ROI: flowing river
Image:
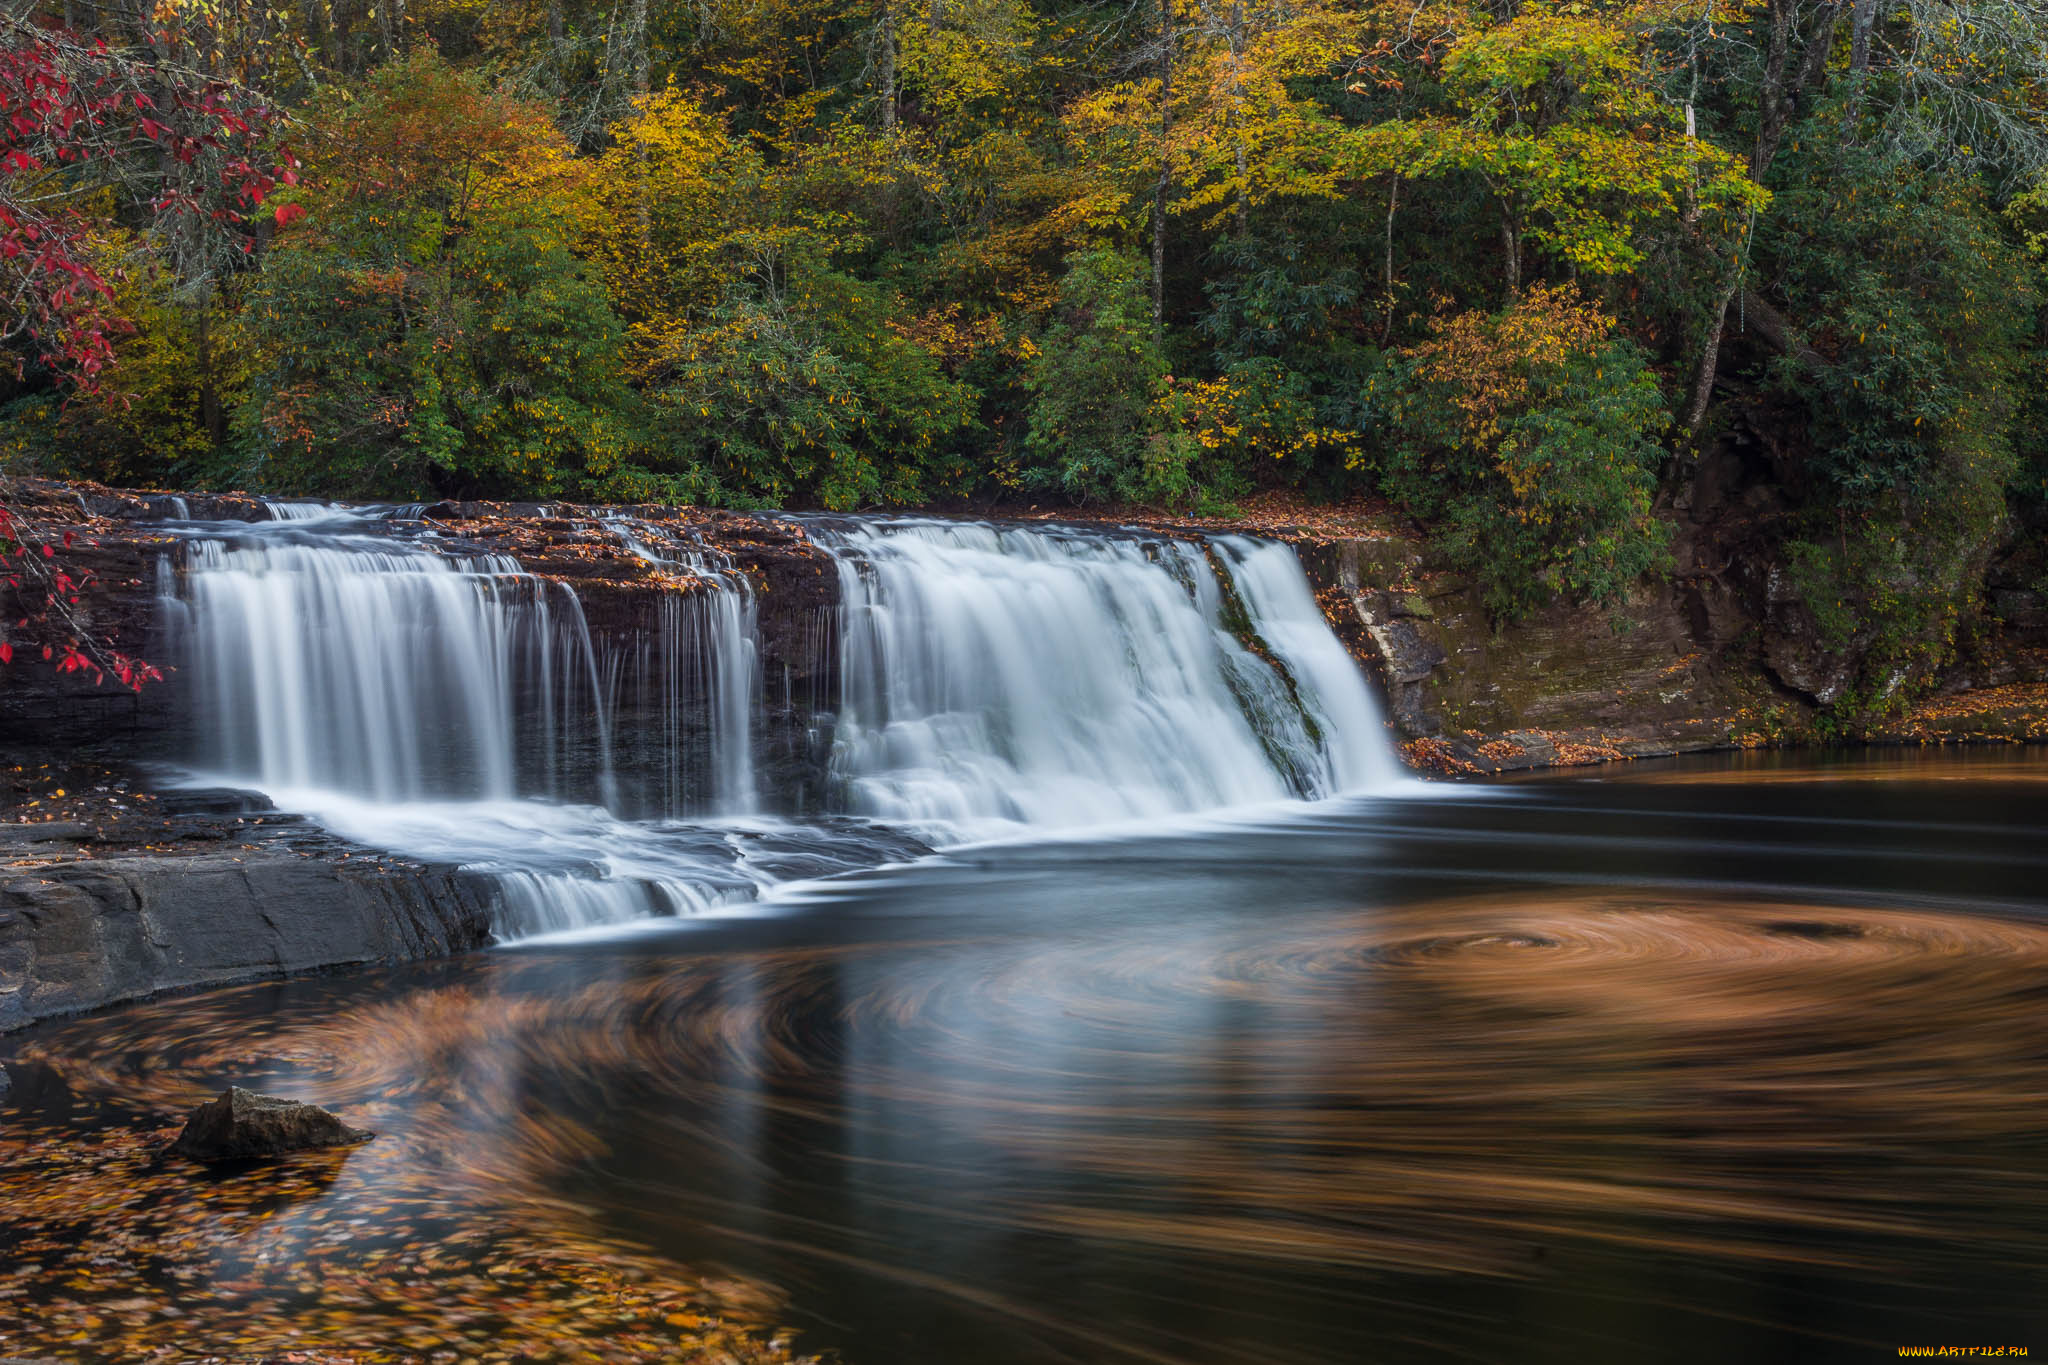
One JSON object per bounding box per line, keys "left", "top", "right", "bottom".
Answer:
{"left": 1, "top": 505, "right": 2043, "bottom": 1362}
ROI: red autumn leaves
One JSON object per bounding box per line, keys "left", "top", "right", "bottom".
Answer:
{"left": 1, "top": 19, "right": 300, "bottom": 385}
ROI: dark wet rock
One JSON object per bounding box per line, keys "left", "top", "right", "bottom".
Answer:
{"left": 170, "top": 1086, "right": 372, "bottom": 1161}
{"left": 1759, "top": 566, "right": 1857, "bottom": 707}
{"left": 1297, "top": 533, "right": 1765, "bottom": 770}
{"left": 0, "top": 843, "right": 497, "bottom": 1033}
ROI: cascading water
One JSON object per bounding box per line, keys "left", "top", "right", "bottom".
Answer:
{"left": 1212, "top": 536, "right": 1404, "bottom": 794}
{"left": 811, "top": 520, "right": 1404, "bottom": 837}
{"left": 160, "top": 507, "right": 1408, "bottom": 939}
{"left": 263, "top": 500, "right": 348, "bottom": 521}
{"left": 179, "top": 533, "right": 581, "bottom": 803}
{"left": 603, "top": 519, "right": 759, "bottom": 817}
{"left": 166, "top": 509, "right": 773, "bottom": 937}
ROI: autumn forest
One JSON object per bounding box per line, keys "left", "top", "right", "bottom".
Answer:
{"left": 3, "top": 0, "right": 2047, "bottom": 720}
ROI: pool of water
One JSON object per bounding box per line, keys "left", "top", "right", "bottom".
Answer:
{"left": 6, "top": 750, "right": 2047, "bottom": 1362}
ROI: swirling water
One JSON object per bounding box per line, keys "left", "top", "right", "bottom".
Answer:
{"left": 17, "top": 508, "right": 2041, "bottom": 1359}
{"left": 5, "top": 752, "right": 2046, "bottom": 1362}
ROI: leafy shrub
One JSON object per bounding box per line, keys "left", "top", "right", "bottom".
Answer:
{"left": 227, "top": 54, "right": 638, "bottom": 499}
{"left": 641, "top": 245, "right": 976, "bottom": 510}
{"left": 1761, "top": 142, "right": 2038, "bottom": 719}
{"left": 1021, "top": 249, "right": 1183, "bottom": 504}
{"left": 1369, "top": 284, "right": 1672, "bottom": 619}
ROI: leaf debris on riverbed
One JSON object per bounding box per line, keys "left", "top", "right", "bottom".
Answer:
{"left": 0, "top": 1118, "right": 819, "bottom": 1363}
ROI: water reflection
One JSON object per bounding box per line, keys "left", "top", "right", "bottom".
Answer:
{"left": 6, "top": 753, "right": 2048, "bottom": 1362}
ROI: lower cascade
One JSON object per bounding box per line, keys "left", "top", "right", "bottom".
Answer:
{"left": 161, "top": 506, "right": 1406, "bottom": 936}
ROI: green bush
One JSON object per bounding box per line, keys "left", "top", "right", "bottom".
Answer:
{"left": 1021, "top": 249, "right": 1181, "bottom": 505}
{"left": 225, "top": 55, "right": 640, "bottom": 500}
{"left": 640, "top": 248, "right": 976, "bottom": 510}
{"left": 1760, "top": 140, "right": 2039, "bottom": 719}
{"left": 1369, "top": 285, "right": 1672, "bottom": 619}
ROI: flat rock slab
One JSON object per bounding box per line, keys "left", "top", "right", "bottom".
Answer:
{"left": 169, "top": 1086, "right": 374, "bottom": 1162}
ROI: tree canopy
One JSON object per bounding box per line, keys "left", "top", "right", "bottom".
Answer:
{"left": 3, "top": 0, "right": 2047, "bottom": 718}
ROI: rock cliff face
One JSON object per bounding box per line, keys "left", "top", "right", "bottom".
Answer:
{"left": 1301, "top": 533, "right": 1778, "bottom": 773}
{"left": 1297, "top": 439, "right": 2048, "bottom": 772}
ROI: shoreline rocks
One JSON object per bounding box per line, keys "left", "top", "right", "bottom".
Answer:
{"left": 0, "top": 809, "right": 498, "bottom": 1034}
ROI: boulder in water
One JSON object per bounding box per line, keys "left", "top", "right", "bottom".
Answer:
{"left": 169, "top": 1086, "right": 373, "bottom": 1161}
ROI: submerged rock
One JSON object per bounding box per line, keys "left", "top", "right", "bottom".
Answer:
{"left": 169, "top": 1086, "right": 373, "bottom": 1161}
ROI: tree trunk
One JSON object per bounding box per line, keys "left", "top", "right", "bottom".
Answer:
{"left": 1845, "top": 0, "right": 1878, "bottom": 119}
{"left": 196, "top": 300, "right": 224, "bottom": 451}
{"left": 1228, "top": 0, "right": 1249, "bottom": 232}
{"left": 633, "top": 0, "right": 650, "bottom": 97}
{"left": 1151, "top": 0, "right": 1174, "bottom": 339}
{"left": 1379, "top": 173, "right": 1400, "bottom": 343}
{"left": 878, "top": 3, "right": 898, "bottom": 131}
{"left": 1683, "top": 270, "right": 1741, "bottom": 433}
{"left": 1498, "top": 200, "right": 1520, "bottom": 299}
{"left": 1849, "top": 0, "right": 1877, "bottom": 74}
{"left": 1682, "top": 0, "right": 1844, "bottom": 437}
{"left": 633, "top": 0, "right": 651, "bottom": 248}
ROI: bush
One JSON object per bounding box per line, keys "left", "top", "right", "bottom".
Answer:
{"left": 640, "top": 246, "right": 976, "bottom": 510}
{"left": 1368, "top": 284, "right": 1672, "bottom": 619}
{"left": 1020, "top": 249, "right": 1181, "bottom": 504}
{"left": 0, "top": 237, "right": 240, "bottom": 489}
{"left": 226, "top": 54, "right": 639, "bottom": 499}
{"left": 1759, "top": 142, "right": 2039, "bottom": 720}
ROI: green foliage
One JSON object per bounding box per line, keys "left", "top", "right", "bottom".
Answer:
{"left": 641, "top": 244, "right": 976, "bottom": 510}
{"left": 1767, "top": 145, "right": 2033, "bottom": 508}
{"left": 1758, "top": 137, "right": 2040, "bottom": 718}
{"left": 1370, "top": 286, "right": 1673, "bottom": 620}
{"left": 1020, "top": 249, "right": 1186, "bottom": 504}
{"left": 0, "top": 238, "right": 239, "bottom": 488}
{"left": 7, "top": 0, "right": 2048, "bottom": 716}
{"left": 225, "top": 55, "right": 639, "bottom": 499}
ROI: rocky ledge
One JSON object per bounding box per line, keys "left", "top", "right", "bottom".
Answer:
{"left": 0, "top": 782, "right": 496, "bottom": 1033}
{"left": 9, "top": 474, "right": 2048, "bottom": 782}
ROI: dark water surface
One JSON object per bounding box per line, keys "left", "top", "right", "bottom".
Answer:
{"left": 7, "top": 751, "right": 2048, "bottom": 1363}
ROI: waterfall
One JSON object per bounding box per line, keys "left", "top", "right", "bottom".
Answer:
{"left": 264, "top": 500, "right": 349, "bottom": 521}
{"left": 161, "top": 507, "right": 1406, "bottom": 939}
{"left": 178, "top": 527, "right": 596, "bottom": 803}
{"left": 604, "top": 519, "right": 759, "bottom": 816}
{"left": 168, "top": 509, "right": 769, "bottom": 937}
{"left": 811, "top": 519, "right": 1402, "bottom": 838}
{"left": 1213, "top": 536, "right": 1404, "bottom": 793}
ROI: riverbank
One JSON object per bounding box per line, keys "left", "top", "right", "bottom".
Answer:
{"left": 12, "top": 476, "right": 2047, "bottom": 772}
